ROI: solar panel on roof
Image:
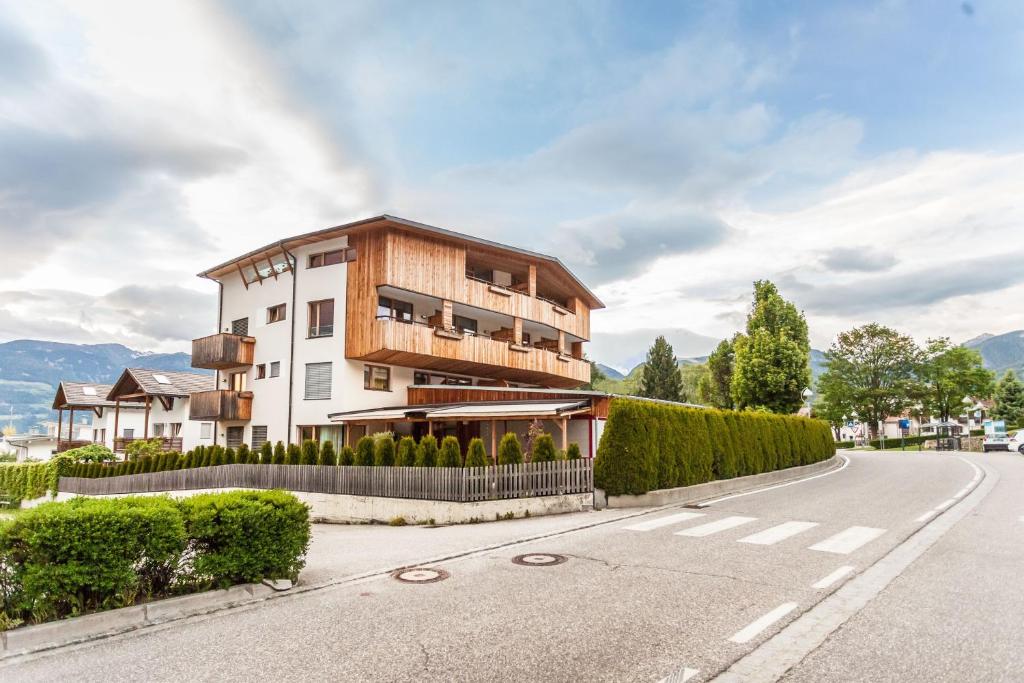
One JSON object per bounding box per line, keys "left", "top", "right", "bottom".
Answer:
{"left": 82, "top": 387, "right": 97, "bottom": 396}
{"left": 153, "top": 374, "right": 171, "bottom": 385}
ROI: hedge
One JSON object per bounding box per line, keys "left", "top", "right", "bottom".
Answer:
{"left": 0, "top": 490, "right": 309, "bottom": 628}
{"left": 0, "top": 455, "right": 74, "bottom": 503}
{"left": 594, "top": 398, "right": 835, "bottom": 496}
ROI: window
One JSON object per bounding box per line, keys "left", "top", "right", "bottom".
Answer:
{"left": 153, "top": 374, "right": 171, "bottom": 385}
{"left": 414, "top": 371, "right": 429, "bottom": 385}
{"left": 124, "top": 428, "right": 134, "bottom": 439}
{"left": 364, "top": 364, "right": 390, "bottom": 391}
{"left": 226, "top": 426, "right": 244, "bottom": 449}
{"left": 153, "top": 423, "right": 165, "bottom": 437}
{"left": 377, "top": 295, "right": 413, "bottom": 322}
{"left": 267, "top": 303, "right": 286, "bottom": 324}
{"left": 453, "top": 314, "right": 478, "bottom": 335}
{"left": 308, "top": 299, "right": 334, "bottom": 338}
{"left": 200, "top": 423, "right": 213, "bottom": 440}
{"left": 251, "top": 426, "right": 268, "bottom": 449}
{"left": 230, "top": 371, "right": 247, "bottom": 392}
{"left": 299, "top": 425, "right": 318, "bottom": 442}
{"left": 308, "top": 248, "right": 356, "bottom": 268}
{"left": 169, "top": 423, "right": 182, "bottom": 436}
{"left": 256, "top": 364, "right": 266, "bottom": 379}
{"left": 231, "top": 317, "right": 249, "bottom": 336}
{"left": 414, "top": 370, "right": 472, "bottom": 386}
{"left": 270, "top": 361, "right": 281, "bottom": 378}
{"left": 305, "top": 362, "right": 332, "bottom": 400}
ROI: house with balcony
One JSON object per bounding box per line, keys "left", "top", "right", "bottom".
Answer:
{"left": 51, "top": 380, "right": 145, "bottom": 453}
{"left": 104, "top": 368, "right": 216, "bottom": 453}
{"left": 190, "top": 214, "right": 607, "bottom": 457}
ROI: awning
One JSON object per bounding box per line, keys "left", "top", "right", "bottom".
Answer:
{"left": 328, "top": 400, "right": 591, "bottom": 423}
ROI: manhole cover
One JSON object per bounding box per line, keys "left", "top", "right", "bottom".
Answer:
{"left": 511, "top": 553, "right": 568, "bottom": 567}
{"left": 392, "top": 567, "right": 450, "bottom": 584}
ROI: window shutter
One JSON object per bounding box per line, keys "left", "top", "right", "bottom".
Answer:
{"left": 304, "top": 362, "right": 332, "bottom": 400}
{"left": 251, "top": 426, "right": 268, "bottom": 449}
{"left": 232, "top": 317, "right": 249, "bottom": 336}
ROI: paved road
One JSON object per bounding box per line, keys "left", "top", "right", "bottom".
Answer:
{"left": 4, "top": 451, "right": 1020, "bottom": 682}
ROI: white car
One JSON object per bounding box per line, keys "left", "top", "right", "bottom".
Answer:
{"left": 1006, "top": 432, "right": 1024, "bottom": 455}
{"left": 983, "top": 432, "right": 1011, "bottom": 452}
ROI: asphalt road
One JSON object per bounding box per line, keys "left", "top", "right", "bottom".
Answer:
{"left": 4, "top": 450, "right": 1020, "bottom": 682}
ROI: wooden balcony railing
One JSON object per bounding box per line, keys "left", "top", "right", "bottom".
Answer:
{"left": 56, "top": 439, "right": 93, "bottom": 453}
{"left": 191, "top": 333, "right": 256, "bottom": 370}
{"left": 113, "top": 436, "right": 183, "bottom": 453}
{"left": 189, "top": 390, "right": 253, "bottom": 421}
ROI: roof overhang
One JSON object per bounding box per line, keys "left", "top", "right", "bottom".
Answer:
{"left": 328, "top": 399, "right": 592, "bottom": 423}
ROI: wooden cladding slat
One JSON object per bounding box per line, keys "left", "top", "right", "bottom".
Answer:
{"left": 407, "top": 387, "right": 611, "bottom": 418}
{"left": 58, "top": 461, "right": 594, "bottom": 502}
{"left": 191, "top": 333, "right": 255, "bottom": 370}
{"left": 188, "top": 390, "right": 253, "bottom": 421}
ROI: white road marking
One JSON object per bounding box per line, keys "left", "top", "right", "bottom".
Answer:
{"left": 659, "top": 666, "right": 699, "bottom": 682}
{"left": 622, "top": 511, "right": 705, "bottom": 532}
{"left": 675, "top": 516, "right": 757, "bottom": 538}
{"left": 812, "top": 565, "right": 855, "bottom": 589}
{"left": 729, "top": 602, "right": 798, "bottom": 644}
{"left": 698, "top": 454, "right": 849, "bottom": 507}
{"left": 935, "top": 498, "right": 957, "bottom": 511}
{"left": 915, "top": 510, "right": 937, "bottom": 523}
{"left": 953, "top": 487, "right": 971, "bottom": 499}
{"left": 1019, "top": 516, "right": 1024, "bottom": 523}
{"left": 809, "top": 526, "right": 886, "bottom": 554}
{"left": 738, "top": 521, "right": 819, "bottom": 546}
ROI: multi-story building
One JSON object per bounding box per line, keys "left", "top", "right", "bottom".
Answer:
{"left": 190, "top": 215, "right": 607, "bottom": 457}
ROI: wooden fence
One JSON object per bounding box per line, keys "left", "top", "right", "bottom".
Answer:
{"left": 58, "top": 460, "right": 594, "bottom": 503}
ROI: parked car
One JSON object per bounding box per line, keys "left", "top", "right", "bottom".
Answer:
{"left": 983, "top": 431, "right": 1011, "bottom": 452}
{"left": 1006, "top": 431, "right": 1024, "bottom": 454}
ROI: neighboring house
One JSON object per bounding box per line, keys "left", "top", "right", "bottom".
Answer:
{"left": 105, "top": 368, "right": 216, "bottom": 453}
{"left": 6, "top": 434, "right": 57, "bottom": 461}
{"left": 189, "top": 214, "right": 607, "bottom": 456}
{"left": 51, "top": 380, "right": 146, "bottom": 453}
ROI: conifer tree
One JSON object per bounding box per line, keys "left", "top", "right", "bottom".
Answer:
{"left": 339, "top": 445, "right": 355, "bottom": 466}
{"left": 374, "top": 437, "right": 396, "bottom": 466}
{"left": 638, "top": 335, "right": 684, "bottom": 402}
{"left": 438, "top": 436, "right": 462, "bottom": 467}
{"left": 531, "top": 433, "right": 557, "bottom": 462}
{"left": 272, "top": 441, "right": 286, "bottom": 465}
{"left": 464, "top": 437, "right": 488, "bottom": 467}
{"left": 397, "top": 436, "right": 417, "bottom": 467}
{"left": 260, "top": 441, "right": 274, "bottom": 464}
{"left": 286, "top": 443, "right": 301, "bottom": 465}
{"left": 415, "top": 435, "right": 439, "bottom": 467}
{"left": 300, "top": 439, "right": 319, "bottom": 465}
{"left": 354, "top": 437, "right": 375, "bottom": 466}
{"left": 319, "top": 440, "right": 337, "bottom": 466}
{"left": 566, "top": 442, "right": 582, "bottom": 460}
{"left": 497, "top": 432, "right": 524, "bottom": 465}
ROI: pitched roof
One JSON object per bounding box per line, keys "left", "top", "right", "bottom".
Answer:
{"left": 106, "top": 368, "right": 216, "bottom": 400}
{"left": 52, "top": 381, "right": 117, "bottom": 409}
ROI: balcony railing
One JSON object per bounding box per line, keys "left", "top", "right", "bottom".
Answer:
{"left": 192, "top": 333, "right": 255, "bottom": 370}
{"left": 189, "top": 390, "right": 254, "bottom": 421}
{"left": 56, "top": 439, "right": 93, "bottom": 453}
{"left": 113, "top": 436, "right": 183, "bottom": 453}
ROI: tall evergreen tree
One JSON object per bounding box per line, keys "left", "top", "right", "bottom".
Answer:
{"left": 992, "top": 370, "right": 1024, "bottom": 423}
{"left": 731, "top": 281, "right": 811, "bottom": 413}
{"left": 638, "top": 335, "right": 683, "bottom": 402}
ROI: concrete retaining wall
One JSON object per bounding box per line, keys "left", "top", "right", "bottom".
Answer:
{"left": 32, "top": 488, "right": 593, "bottom": 525}
{"left": 600, "top": 454, "right": 843, "bottom": 508}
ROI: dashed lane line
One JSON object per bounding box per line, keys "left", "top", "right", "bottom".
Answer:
{"left": 728, "top": 603, "right": 798, "bottom": 644}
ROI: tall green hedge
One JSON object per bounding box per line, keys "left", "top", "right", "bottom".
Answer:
{"left": 595, "top": 398, "right": 835, "bottom": 496}
{"left": 0, "top": 455, "right": 74, "bottom": 503}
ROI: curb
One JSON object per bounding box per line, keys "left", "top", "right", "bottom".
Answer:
{"left": 0, "top": 454, "right": 848, "bottom": 662}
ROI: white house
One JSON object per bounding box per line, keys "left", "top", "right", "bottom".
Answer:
{"left": 104, "top": 368, "right": 216, "bottom": 454}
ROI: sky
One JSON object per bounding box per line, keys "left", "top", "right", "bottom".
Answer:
{"left": 1, "top": 0, "right": 1023, "bottom": 372}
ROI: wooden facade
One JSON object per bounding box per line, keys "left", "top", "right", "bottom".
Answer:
{"left": 345, "top": 226, "right": 597, "bottom": 388}
{"left": 406, "top": 386, "right": 612, "bottom": 419}
{"left": 188, "top": 389, "right": 254, "bottom": 421}
{"left": 191, "top": 333, "right": 255, "bottom": 370}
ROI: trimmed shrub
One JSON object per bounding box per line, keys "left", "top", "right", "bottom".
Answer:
{"left": 62, "top": 444, "right": 114, "bottom": 463}
{"left": 354, "top": 437, "right": 375, "bottom": 466}
{"left": 300, "top": 440, "right": 319, "bottom": 466}
{"left": 374, "top": 437, "right": 396, "bottom": 466}
{"left": 272, "top": 441, "right": 286, "bottom": 465}
{"left": 437, "top": 436, "right": 462, "bottom": 467}
{"left": 237, "top": 444, "right": 251, "bottom": 465}
{"left": 465, "top": 438, "right": 488, "bottom": 467}
{"left": 397, "top": 437, "right": 417, "bottom": 467}
{"left": 415, "top": 435, "right": 439, "bottom": 467}
{"left": 566, "top": 442, "right": 582, "bottom": 460}
{"left": 286, "top": 444, "right": 301, "bottom": 465}
{"left": 531, "top": 434, "right": 557, "bottom": 463}
{"left": 223, "top": 448, "right": 237, "bottom": 465}
{"left": 319, "top": 441, "right": 337, "bottom": 466}
{"left": 497, "top": 432, "right": 523, "bottom": 465}
{"left": 594, "top": 397, "right": 835, "bottom": 496}
{"left": 339, "top": 446, "right": 355, "bottom": 466}
{"left": 260, "top": 441, "right": 274, "bottom": 464}
{"left": 125, "top": 438, "right": 164, "bottom": 461}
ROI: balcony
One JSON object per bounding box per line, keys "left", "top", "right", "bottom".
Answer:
{"left": 350, "top": 318, "right": 590, "bottom": 388}
{"left": 113, "top": 436, "right": 183, "bottom": 453}
{"left": 189, "top": 390, "right": 254, "bottom": 421}
{"left": 191, "top": 333, "right": 255, "bottom": 370}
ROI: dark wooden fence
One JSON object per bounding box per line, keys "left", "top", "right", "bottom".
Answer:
{"left": 58, "top": 461, "right": 594, "bottom": 502}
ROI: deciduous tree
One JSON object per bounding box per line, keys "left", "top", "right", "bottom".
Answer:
{"left": 918, "top": 338, "right": 994, "bottom": 421}
{"left": 699, "top": 337, "right": 736, "bottom": 409}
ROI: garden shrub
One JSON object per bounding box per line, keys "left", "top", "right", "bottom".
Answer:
{"left": 237, "top": 444, "right": 251, "bottom": 465}
{"left": 339, "top": 446, "right": 355, "bottom": 466}
{"left": 531, "top": 434, "right": 557, "bottom": 463}
{"left": 465, "top": 438, "right": 488, "bottom": 467}
{"left": 62, "top": 444, "right": 114, "bottom": 463}
{"left": 272, "top": 441, "right": 286, "bottom": 465}
{"left": 319, "top": 441, "right": 337, "bottom": 466}
{"left": 437, "top": 436, "right": 462, "bottom": 467}
{"left": 286, "top": 444, "right": 301, "bottom": 465}
{"left": 497, "top": 432, "right": 523, "bottom": 465}
{"left": 374, "top": 437, "right": 396, "bottom": 466}
{"left": 223, "top": 448, "right": 237, "bottom": 465}
{"left": 0, "top": 460, "right": 70, "bottom": 502}
{"left": 354, "top": 437, "right": 375, "bottom": 466}
{"left": 299, "top": 440, "right": 319, "bottom": 465}
{"left": 594, "top": 398, "right": 835, "bottom": 496}
{"left": 125, "top": 438, "right": 164, "bottom": 461}
{"left": 566, "top": 442, "right": 582, "bottom": 460}
{"left": 414, "top": 435, "right": 438, "bottom": 467}
{"left": 397, "top": 437, "right": 417, "bottom": 467}
{"left": 260, "top": 441, "right": 274, "bottom": 464}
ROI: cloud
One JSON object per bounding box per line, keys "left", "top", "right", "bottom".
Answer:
{"left": 588, "top": 327, "right": 721, "bottom": 373}
{"left": 820, "top": 247, "right": 897, "bottom": 272}
{"left": 0, "top": 17, "right": 46, "bottom": 88}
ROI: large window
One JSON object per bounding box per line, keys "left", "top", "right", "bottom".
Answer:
{"left": 308, "top": 299, "right": 334, "bottom": 338}
{"left": 251, "top": 426, "right": 268, "bottom": 450}
{"left": 267, "top": 303, "right": 286, "bottom": 324}
{"left": 231, "top": 317, "right": 249, "bottom": 336}
{"left": 308, "top": 248, "right": 356, "bottom": 268}
{"left": 377, "top": 295, "right": 414, "bottom": 322}
{"left": 226, "top": 426, "right": 244, "bottom": 449}
{"left": 230, "top": 371, "right": 247, "bottom": 392}
{"left": 152, "top": 423, "right": 165, "bottom": 437}
{"left": 453, "top": 314, "right": 478, "bottom": 335}
{"left": 414, "top": 371, "right": 472, "bottom": 386}
{"left": 305, "top": 362, "right": 333, "bottom": 400}
{"left": 200, "top": 423, "right": 213, "bottom": 440}
{"left": 270, "top": 361, "right": 281, "bottom": 378}
{"left": 364, "top": 364, "right": 390, "bottom": 391}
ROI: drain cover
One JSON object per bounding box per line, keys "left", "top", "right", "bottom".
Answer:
{"left": 511, "top": 553, "right": 568, "bottom": 567}
{"left": 392, "top": 567, "right": 449, "bottom": 584}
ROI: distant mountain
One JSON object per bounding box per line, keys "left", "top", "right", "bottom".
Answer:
{"left": 0, "top": 340, "right": 203, "bottom": 434}
{"left": 595, "top": 364, "right": 624, "bottom": 381}
{"left": 965, "top": 329, "right": 1024, "bottom": 377}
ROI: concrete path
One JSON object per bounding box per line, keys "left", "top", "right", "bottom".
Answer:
{"left": 4, "top": 451, "right": 1018, "bottom": 682}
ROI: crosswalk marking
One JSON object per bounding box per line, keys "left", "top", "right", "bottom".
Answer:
{"left": 812, "top": 565, "right": 855, "bottom": 589}
{"left": 738, "top": 521, "right": 819, "bottom": 546}
{"left": 675, "top": 516, "right": 757, "bottom": 537}
{"left": 621, "top": 511, "right": 705, "bottom": 532}
{"left": 809, "top": 526, "right": 886, "bottom": 554}
{"left": 729, "top": 602, "right": 798, "bottom": 644}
